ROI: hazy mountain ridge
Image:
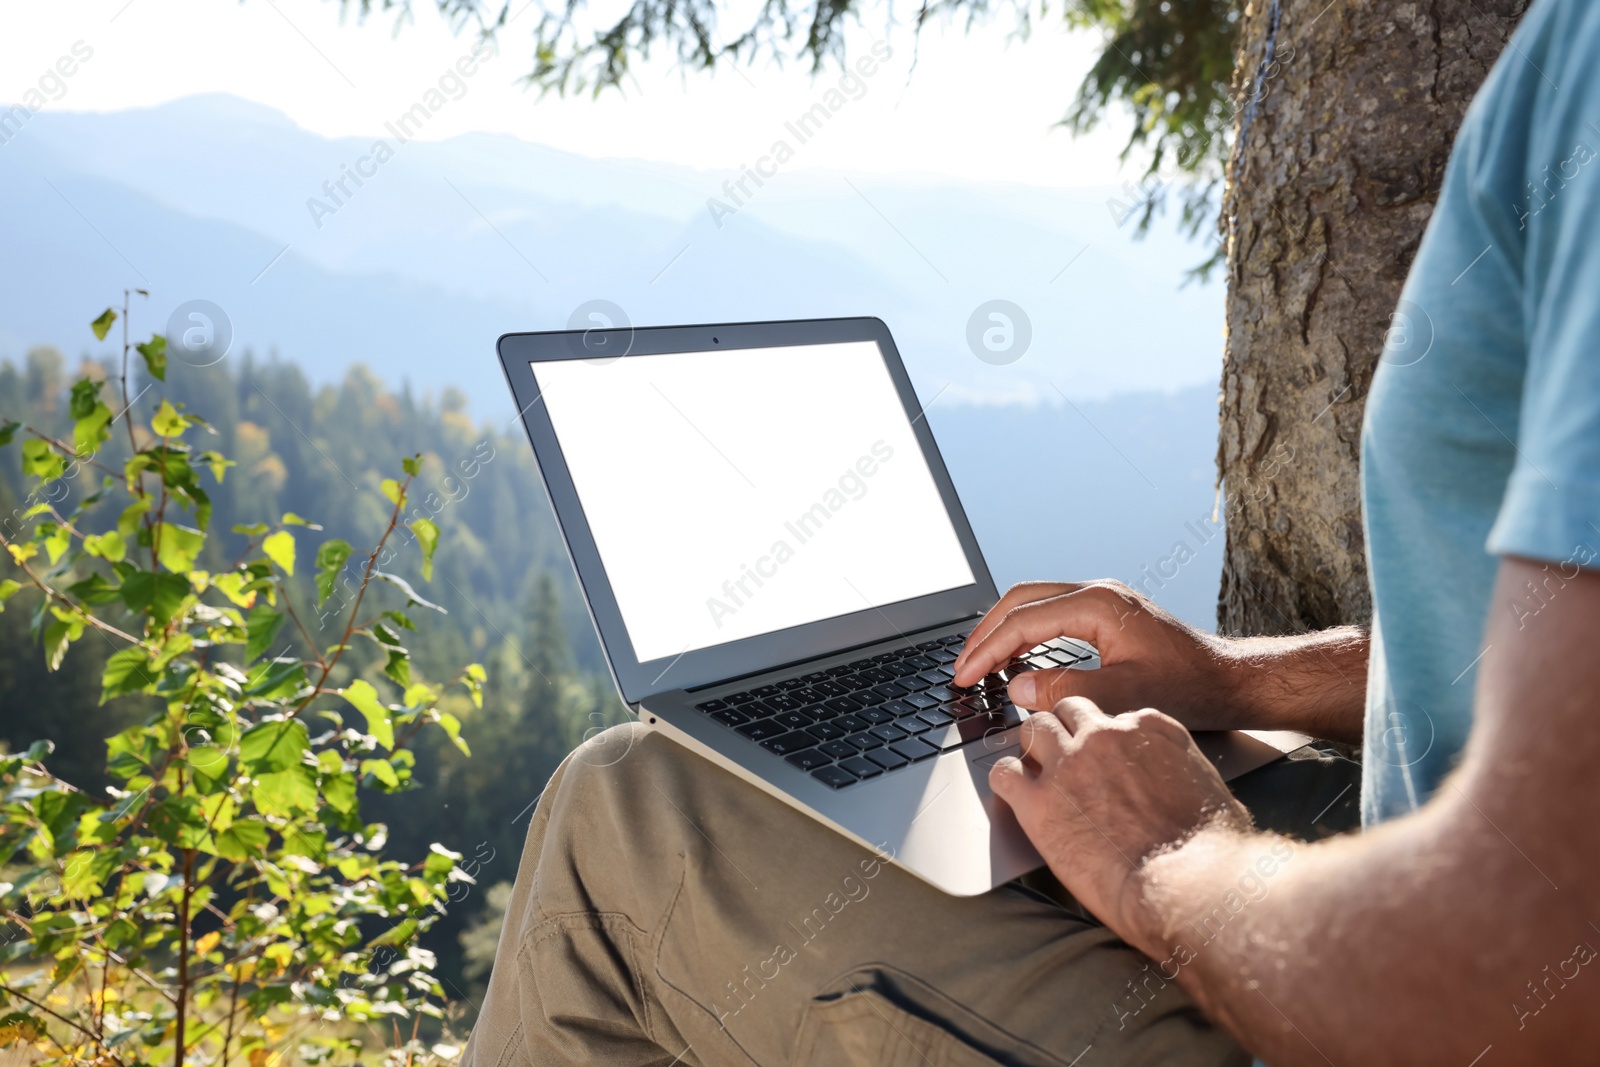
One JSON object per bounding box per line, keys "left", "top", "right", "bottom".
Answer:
{"left": 4, "top": 94, "right": 1226, "bottom": 406}
{"left": 0, "top": 93, "right": 1229, "bottom": 625}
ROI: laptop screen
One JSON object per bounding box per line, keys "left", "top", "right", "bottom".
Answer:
{"left": 533, "top": 340, "right": 977, "bottom": 663}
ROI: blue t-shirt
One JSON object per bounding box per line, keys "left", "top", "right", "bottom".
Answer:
{"left": 1360, "top": 0, "right": 1600, "bottom": 823}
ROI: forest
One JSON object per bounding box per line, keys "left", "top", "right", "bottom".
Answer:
{"left": 0, "top": 335, "right": 626, "bottom": 1012}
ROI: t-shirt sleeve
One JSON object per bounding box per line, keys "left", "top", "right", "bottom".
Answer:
{"left": 1486, "top": 2, "right": 1600, "bottom": 566}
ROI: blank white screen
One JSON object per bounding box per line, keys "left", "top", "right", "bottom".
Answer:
{"left": 534, "top": 341, "right": 976, "bottom": 662}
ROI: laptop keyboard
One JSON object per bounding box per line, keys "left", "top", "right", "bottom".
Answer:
{"left": 691, "top": 630, "right": 1096, "bottom": 789}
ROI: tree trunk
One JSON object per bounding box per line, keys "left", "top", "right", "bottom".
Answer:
{"left": 1216, "top": 0, "right": 1527, "bottom": 636}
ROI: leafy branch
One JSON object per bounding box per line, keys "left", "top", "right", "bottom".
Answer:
{"left": 0, "top": 304, "right": 483, "bottom": 1067}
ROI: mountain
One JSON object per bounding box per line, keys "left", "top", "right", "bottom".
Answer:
{"left": 3, "top": 94, "right": 1226, "bottom": 405}
{"left": 0, "top": 93, "right": 1230, "bottom": 628}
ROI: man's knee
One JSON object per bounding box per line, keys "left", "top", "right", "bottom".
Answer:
{"left": 554, "top": 721, "right": 698, "bottom": 811}
{"left": 536, "top": 722, "right": 707, "bottom": 857}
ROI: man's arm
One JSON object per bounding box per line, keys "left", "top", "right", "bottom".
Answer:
{"left": 992, "top": 558, "right": 1600, "bottom": 1065}
{"left": 954, "top": 580, "right": 1369, "bottom": 741}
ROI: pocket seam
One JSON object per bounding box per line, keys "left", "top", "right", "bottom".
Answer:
{"left": 791, "top": 963, "right": 1084, "bottom": 1067}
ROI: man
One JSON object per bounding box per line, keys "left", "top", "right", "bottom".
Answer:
{"left": 461, "top": 0, "right": 1600, "bottom": 1061}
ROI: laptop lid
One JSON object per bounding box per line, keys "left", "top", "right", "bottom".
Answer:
{"left": 498, "top": 317, "right": 997, "bottom": 705}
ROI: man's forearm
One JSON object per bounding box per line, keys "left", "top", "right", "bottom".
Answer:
{"left": 1005, "top": 563, "right": 1600, "bottom": 1064}
{"left": 1123, "top": 815, "right": 1458, "bottom": 1066}
{"left": 1216, "top": 626, "right": 1368, "bottom": 742}
{"left": 1124, "top": 773, "right": 1588, "bottom": 1067}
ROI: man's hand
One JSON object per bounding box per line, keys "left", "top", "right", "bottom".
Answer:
{"left": 989, "top": 696, "right": 1250, "bottom": 957}
{"left": 953, "top": 580, "right": 1370, "bottom": 741}
{"left": 953, "top": 580, "right": 1247, "bottom": 731}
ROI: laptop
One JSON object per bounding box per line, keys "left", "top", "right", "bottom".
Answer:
{"left": 499, "top": 316, "right": 1307, "bottom": 895}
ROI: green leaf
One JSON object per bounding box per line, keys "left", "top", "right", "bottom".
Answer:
{"left": 402, "top": 455, "right": 422, "bottom": 477}
{"left": 282, "top": 512, "right": 321, "bottom": 528}
{"left": 215, "top": 819, "right": 270, "bottom": 862}
{"left": 155, "top": 523, "right": 205, "bottom": 574}
{"left": 105, "top": 725, "right": 156, "bottom": 781}
{"left": 101, "top": 646, "right": 155, "bottom": 702}
{"left": 90, "top": 308, "right": 117, "bottom": 341}
{"left": 373, "top": 571, "right": 446, "bottom": 614}
{"left": 262, "top": 529, "right": 295, "bottom": 576}
{"left": 136, "top": 335, "right": 168, "bottom": 381}
{"left": 403, "top": 682, "right": 438, "bottom": 708}
{"left": 232, "top": 521, "right": 270, "bottom": 537}
{"left": 187, "top": 482, "right": 213, "bottom": 534}
{"left": 239, "top": 719, "right": 309, "bottom": 773}
{"left": 322, "top": 771, "right": 357, "bottom": 814}
{"left": 380, "top": 478, "right": 403, "bottom": 505}
{"left": 73, "top": 401, "right": 113, "bottom": 457}
{"left": 151, "top": 399, "right": 190, "bottom": 437}
{"left": 151, "top": 631, "right": 193, "bottom": 672}
{"left": 463, "top": 662, "right": 486, "bottom": 708}
{"left": 120, "top": 571, "right": 191, "bottom": 626}
{"left": 252, "top": 767, "right": 319, "bottom": 816}
{"left": 0, "top": 419, "right": 19, "bottom": 447}
{"left": 42, "top": 523, "right": 71, "bottom": 565}
{"left": 211, "top": 570, "right": 255, "bottom": 607}
{"left": 382, "top": 647, "right": 412, "bottom": 689}
{"left": 359, "top": 758, "right": 399, "bottom": 789}
{"left": 195, "top": 449, "right": 234, "bottom": 483}
{"left": 61, "top": 849, "right": 119, "bottom": 899}
{"left": 117, "top": 496, "right": 151, "bottom": 537}
{"left": 425, "top": 842, "right": 462, "bottom": 876}
{"left": 436, "top": 711, "right": 470, "bottom": 757}
{"left": 242, "top": 659, "right": 306, "bottom": 699}
{"left": 410, "top": 517, "right": 439, "bottom": 581}
{"left": 21, "top": 438, "right": 66, "bottom": 482}
{"left": 340, "top": 679, "right": 394, "bottom": 750}
{"left": 188, "top": 745, "right": 229, "bottom": 778}
{"left": 42, "top": 615, "right": 83, "bottom": 671}
{"left": 65, "top": 572, "right": 119, "bottom": 604}
{"left": 0, "top": 578, "right": 20, "bottom": 610}
{"left": 315, "top": 539, "right": 352, "bottom": 607}
{"left": 384, "top": 609, "right": 416, "bottom": 631}
{"left": 83, "top": 529, "right": 126, "bottom": 562}
{"left": 147, "top": 795, "right": 206, "bottom": 846}
{"left": 69, "top": 377, "right": 99, "bottom": 420}
{"left": 246, "top": 602, "right": 287, "bottom": 661}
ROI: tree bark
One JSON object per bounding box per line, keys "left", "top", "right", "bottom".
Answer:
{"left": 1216, "top": 0, "right": 1527, "bottom": 636}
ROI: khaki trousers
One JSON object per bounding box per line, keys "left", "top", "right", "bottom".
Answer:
{"left": 461, "top": 723, "right": 1351, "bottom": 1067}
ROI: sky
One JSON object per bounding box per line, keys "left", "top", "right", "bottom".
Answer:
{"left": 1, "top": 0, "right": 1137, "bottom": 189}
{"left": 0, "top": 0, "right": 1235, "bottom": 627}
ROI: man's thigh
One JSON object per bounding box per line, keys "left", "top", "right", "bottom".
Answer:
{"left": 503, "top": 724, "right": 1245, "bottom": 1067}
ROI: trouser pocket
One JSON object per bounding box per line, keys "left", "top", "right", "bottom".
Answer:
{"left": 791, "top": 965, "right": 1080, "bottom": 1067}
